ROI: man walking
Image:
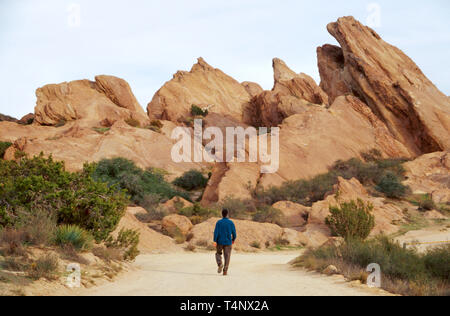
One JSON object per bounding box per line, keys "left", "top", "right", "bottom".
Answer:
{"left": 213, "top": 208, "right": 237, "bottom": 276}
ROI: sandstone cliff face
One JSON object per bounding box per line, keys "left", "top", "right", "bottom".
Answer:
{"left": 259, "top": 95, "right": 411, "bottom": 188}
{"left": 34, "top": 76, "right": 149, "bottom": 126}
{"left": 147, "top": 58, "right": 252, "bottom": 123}
{"left": 319, "top": 16, "right": 450, "bottom": 156}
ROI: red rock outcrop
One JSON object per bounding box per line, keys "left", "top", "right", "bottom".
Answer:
{"left": 147, "top": 58, "right": 252, "bottom": 123}
{"left": 319, "top": 16, "right": 450, "bottom": 155}
{"left": 35, "top": 76, "right": 149, "bottom": 126}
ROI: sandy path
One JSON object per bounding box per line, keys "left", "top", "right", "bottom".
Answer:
{"left": 78, "top": 251, "right": 386, "bottom": 296}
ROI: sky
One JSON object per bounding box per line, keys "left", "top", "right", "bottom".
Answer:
{"left": 0, "top": 0, "right": 449, "bottom": 119}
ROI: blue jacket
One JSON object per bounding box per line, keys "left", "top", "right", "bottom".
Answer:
{"left": 214, "top": 218, "right": 237, "bottom": 246}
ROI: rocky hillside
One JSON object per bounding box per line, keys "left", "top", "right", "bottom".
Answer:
{"left": 0, "top": 16, "right": 449, "bottom": 250}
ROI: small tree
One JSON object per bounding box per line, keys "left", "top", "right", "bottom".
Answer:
{"left": 325, "top": 199, "right": 375, "bottom": 241}
{"left": 191, "top": 105, "right": 208, "bottom": 117}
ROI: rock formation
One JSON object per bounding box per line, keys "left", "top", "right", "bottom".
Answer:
{"left": 403, "top": 151, "right": 450, "bottom": 204}
{"left": 35, "top": 76, "right": 149, "bottom": 126}
{"left": 147, "top": 57, "right": 252, "bottom": 123}
{"left": 318, "top": 16, "right": 450, "bottom": 156}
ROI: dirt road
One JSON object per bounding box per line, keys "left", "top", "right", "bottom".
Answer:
{"left": 78, "top": 251, "right": 386, "bottom": 296}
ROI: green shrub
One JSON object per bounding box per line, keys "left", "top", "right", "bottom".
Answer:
{"left": 0, "top": 154, "right": 129, "bottom": 241}
{"left": 325, "top": 199, "right": 375, "bottom": 241}
{"left": 91, "top": 158, "right": 189, "bottom": 210}
{"left": 125, "top": 118, "right": 141, "bottom": 128}
{"left": 253, "top": 205, "right": 286, "bottom": 227}
{"left": 375, "top": 172, "right": 408, "bottom": 198}
{"left": 54, "top": 225, "right": 94, "bottom": 252}
{"left": 250, "top": 241, "right": 261, "bottom": 249}
{"left": 105, "top": 228, "right": 140, "bottom": 261}
{"left": 294, "top": 236, "right": 448, "bottom": 295}
{"left": 173, "top": 170, "right": 209, "bottom": 191}
{"left": 191, "top": 105, "right": 208, "bottom": 117}
{"left": 0, "top": 142, "right": 12, "bottom": 159}
{"left": 255, "top": 155, "right": 409, "bottom": 206}
{"left": 179, "top": 203, "right": 219, "bottom": 223}
{"left": 423, "top": 245, "right": 450, "bottom": 280}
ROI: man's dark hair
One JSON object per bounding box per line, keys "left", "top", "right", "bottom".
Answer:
{"left": 222, "top": 208, "right": 229, "bottom": 218}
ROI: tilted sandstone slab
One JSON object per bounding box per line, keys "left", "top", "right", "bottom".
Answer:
{"left": 35, "top": 76, "right": 149, "bottom": 126}
{"left": 0, "top": 120, "right": 202, "bottom": 179}
{"left": 319, "top": 16, "right": 450, "bottom": 155}
{"left": 147, "top": 58, "right": 251, "bottom": 123}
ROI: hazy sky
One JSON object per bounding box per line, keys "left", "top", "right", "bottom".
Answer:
{"left": 0, "top": 0, "right": 449, "bottom": 118}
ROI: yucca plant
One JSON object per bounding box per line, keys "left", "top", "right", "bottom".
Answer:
{"left": 54, "top": 225, "right": 94, "bottom": 252}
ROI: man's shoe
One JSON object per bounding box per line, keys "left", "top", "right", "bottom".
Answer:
{"left": 218, "top": 265, "right": 223, "bottom": 274}
{"left": 223, "top": 270, "right": 228, "bottom": 276}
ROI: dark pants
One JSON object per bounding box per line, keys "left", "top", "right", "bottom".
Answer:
{"left": 216, "top": 244, "right": 232, "bottom": 272}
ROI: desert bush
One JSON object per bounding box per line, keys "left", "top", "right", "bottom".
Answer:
{"left": 0, "top": 142, "right": 12, "bottom": 159}
{"left": 105, "top": 228, "right": 140, "bottom": 261}
{"left": 28, "top": 253, "right": 59, "bottom": 280}
{"left": 416, "top": 194, "right": 437, "bottom": 211}
{"left": 179, "top": 203, "right": 219, "bottom": 223}
{"left": 191, "top": 105, "right": 208, "bottom": 117}
{"left": 125, "top": 118, "right": 141, "bottom": 128}
{"left": 54, "top": 225, "right": 94, "bottom": 252}
{"left": 253, "top": 205, "right": 286, "bottom": 227}
{"left": 0, "top": 155, "right": 129, "bottom": 241}
{"left": 375, "top": 172, "right": 408, "bottom": 198}
{"left": 220, "top": 197, "right": 255, "bottom": 220}
{"left": 162, "top": 226, "right": 186, "bottom": 244}
{"left": 15, "top": 208, "right": 57, "bottom": 246}
{"left": 91, "top": 158, "right": 189, "bottom": 210}
{"left": 0, "top": 228, "right": 29, "bottom": 256}
{"left": 92, "top": 246, "right": 123, "bottom": 262}
{"left": 294, "top": 236, "right": 448, "bottom": 295}
{"left": 250, "top": 241, "right": 261, "bottom": 249}
{"left": 325, "top": 199, "right": 375, "bottom": 241}
{"left": 92, "top": 127, "right": 110, "bottom": 134}
{"left": 423, "top": 245, "right": 450, "bottom": 280}
{"left": 255, "top": 155, "right": 409, "bottom": 206}
{"left": 186, "top": 243, "right": 196, "bottom": 252}
{"left": 173, "top": 170, "right": 209, "bottom": 191}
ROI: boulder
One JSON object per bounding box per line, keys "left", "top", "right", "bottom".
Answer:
{"left": 323, "top": 265, "right": 339, "bottom": 275}
{"left": 423, "top": 210, "right": 447, "bottom": 220}
{"left": 18, "top": 113, "right": 35, "bottom": 125}
{"left": 272, "top": 201, "right": 309, "bottom": 228}
{"left": 147, "top": 57, "right": 251, "bottom": 123}
{"left": 162, "top": 214, "right": 194, "bottom": 236}
{"left": 162, "top": 197, "right": 194, "bottom": 214}
{"left": 113, "top": 207, "right": 180, "bottom": 254}
{"left": 34, "top": 76, "right": 149, "bottom": 126}
{"left": 319, "top": 16, "right": 450, "bottom": 155}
